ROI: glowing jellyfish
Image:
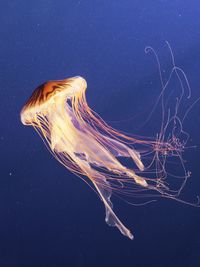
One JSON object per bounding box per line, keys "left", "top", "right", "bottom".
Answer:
{"left": 20, "top": 46, "right": 198, "bottom": 239}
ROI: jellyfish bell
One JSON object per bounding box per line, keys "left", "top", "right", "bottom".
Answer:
{"left": 20, "top": 76, "right": 88, "bottom": 153}
{"left": 20, "top": 76, "right": 87, "bottom": 125}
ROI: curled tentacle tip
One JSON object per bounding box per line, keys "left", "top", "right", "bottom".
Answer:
{"left": 144, "top": 46, "right": 150, "bottom": 53}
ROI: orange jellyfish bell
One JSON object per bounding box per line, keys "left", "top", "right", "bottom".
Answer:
{"left": 21, "top": 76, "right": 87, "bottom": 125}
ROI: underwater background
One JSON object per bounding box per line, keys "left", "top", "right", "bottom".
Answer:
{"left": 1, "top": 1, "right": 200, "bottom": 266}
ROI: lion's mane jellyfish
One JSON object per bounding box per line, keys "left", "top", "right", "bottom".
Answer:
{"left": 20, "top": 44, "right": 199, "bottom": 239}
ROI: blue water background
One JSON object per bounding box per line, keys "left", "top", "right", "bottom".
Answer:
{"left": 1, "top": 1, "right": 200, "bottom": 266}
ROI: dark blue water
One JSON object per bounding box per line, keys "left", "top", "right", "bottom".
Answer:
{"left": 1, "top": 1, "right": 200, "bottom": 266}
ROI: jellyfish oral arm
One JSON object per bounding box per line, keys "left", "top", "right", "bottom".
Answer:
{"left": 93, "top": 179, "right": 134, "bottom": 240}
{"left": 100, "top": 135, "right": 145, "bottom": 171}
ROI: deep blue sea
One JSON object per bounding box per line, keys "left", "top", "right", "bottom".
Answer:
{"left": 1, "top": 1, "right": 200, "bottom": 266}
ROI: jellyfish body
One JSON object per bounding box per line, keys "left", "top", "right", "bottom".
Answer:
{"left": 21, "top": 76, "right": 149, "bottom": 239}
{"left": 21, "top": 73, "right": 191, "bottom": 239}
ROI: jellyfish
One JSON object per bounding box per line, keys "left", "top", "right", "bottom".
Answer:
{"left": 21, "top": 76, "right": 148, "bottom": 239}
{"left": 20, "top": 46, "right": 198, "bottom": 239}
